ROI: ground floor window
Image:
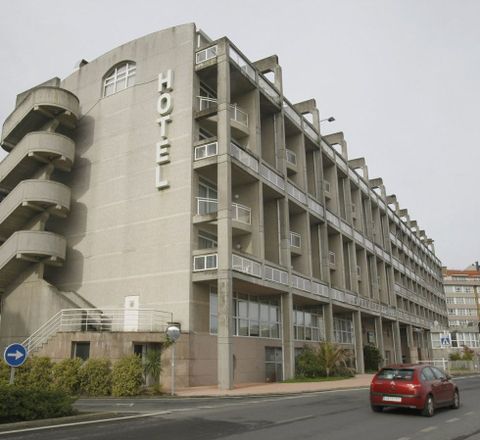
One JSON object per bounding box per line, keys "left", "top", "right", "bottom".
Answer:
{"left": 234, "top": 293, "right": 281, "bottom": 338}
{"left": 333, "top": 317, "right": 354, "bottom": 344}
{"left": 265, "top": 347, "right": 283, "bottom": 382}
{"left": 452, "top": 332, "right": 480, "bottom": 348}
{"left": 71, "top": 341, "right": 90, "bottom": 360}
{"left": 293, "top": 306, "right": 324, "bottom": 341}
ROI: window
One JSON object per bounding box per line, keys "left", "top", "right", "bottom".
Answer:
{"left": 103, "top": 62, "right": 136, "bottom": 97}
{"left": 378, "top": 368, "right": 414, "bottom": 381}
{"left": 421, "top": 367, "right": 435, "bottom": 382}
{"left": 293, "top": 306, "right": 324, "bottom": 341}
{"left": 333, "top": 317, "right": 354, "bottom": 344}
{"left": 233, "top": 293, "right": 281, "bottom": 339}
{"left": 71, "top": 342, "right": 90, "bottom": 361}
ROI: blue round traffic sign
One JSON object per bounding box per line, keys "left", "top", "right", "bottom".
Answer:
{"left": 3, "top": 343, "right": 28, "bottom": 368}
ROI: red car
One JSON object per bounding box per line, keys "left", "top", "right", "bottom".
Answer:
{"left": 370, "top": 364, "right": 460, "bottom": 417}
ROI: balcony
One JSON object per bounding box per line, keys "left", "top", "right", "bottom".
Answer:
{"left": 0, "top": 132, "right": 75, "bottom": 193}
{"left": 286, "top": 149, "right": 297, "bottom": 174}
{"left": 289, "top": 231, "right": 302, "bottom": 256}
{"left": 196, "top": 197, "right": 218, "bottom": 217}
{"left": 232, "top": 202, "right": 252, "bottom": 236}
{"left": 194, "top": 141, "right": 218, "bottom": 161}
{"left": 0, "top": 180, "right": 71, "bottom": 242}
{"left": 1, "top": 87, "right": 79, "bottom": 151}
{"left": 324, "top": 180, "right": 332, "bottom": 199}
{"left": 0, "top": 231, "right": 66, "bottom": 290}
{"left": 195, "top": 45, "right": 218, "bottom": 65}
{"left": 329, "top": 251, "right": 336, "bottom": 269}
{"left": 196, "top": 97, "right": 249, "bottom": 137}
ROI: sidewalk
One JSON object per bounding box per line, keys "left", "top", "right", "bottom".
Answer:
{"left": 176, "top": 374, "right": 374, "bottom": 397}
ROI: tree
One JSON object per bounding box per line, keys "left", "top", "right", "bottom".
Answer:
{"left": 318, "top": 342, "right": 348, "bottom": 377}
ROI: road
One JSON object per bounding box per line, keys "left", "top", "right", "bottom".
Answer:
{"left": 1, "top": 376, "right": 480, "bottom": 440}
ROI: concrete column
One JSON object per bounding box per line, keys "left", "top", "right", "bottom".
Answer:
{"left": 324, "top": 302, "right": 334, "bottom": 342}
{"left": 353, "top": 310, "right": 365, "bottom": 373}
{"left": 392, "top": 321, "right": 403, "bottom": 363}
{"left": 216, "top": 44, "right": 234, "bottom": 390}
{"left": 374, "top": 316, "right": 385, "bottom": 366}
{"left": 407, "top": 325, "right": 418, "bottom": 363}
{"left": 281, "top": 292, "right": 295, "bottom": 380}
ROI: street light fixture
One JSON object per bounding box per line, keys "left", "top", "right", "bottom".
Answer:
{"left": 320, "top": 116, "right": 335, "bottom": 123}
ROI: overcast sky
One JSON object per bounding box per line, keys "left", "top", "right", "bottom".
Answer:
{"left": 0, "top": 0, "right": 478, "bottom": 269}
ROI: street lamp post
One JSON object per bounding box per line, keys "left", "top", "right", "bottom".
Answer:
{"left": 166, "top": 324, "right": 181, "bottom": 396}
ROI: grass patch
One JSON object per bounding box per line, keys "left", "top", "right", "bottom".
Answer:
{"left": 283, "top": 375, "right": 354, "bottom": 383}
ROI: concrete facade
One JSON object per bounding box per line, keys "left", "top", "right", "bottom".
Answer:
{"left": 0, "top": 24, "right": 447, "bottom": 389}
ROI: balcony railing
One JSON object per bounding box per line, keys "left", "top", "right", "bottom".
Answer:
{"left": 230, "top": 142, "right": 259, "bottom": 172}
{"left": 197, "top": 96, "right": 218, "bottom": 111}
{"left": 196, "top": 197, "right": 218, "bottom": 215}
{"left": 286, "top": 149, "right": 297, "bottom": 166}
{"left": 229, "top": 47, "right": 256, "bottom": 81}
{"left": 196, "top": 97, "right": 248, "bottom": 126}
{"left": 329, "top": 251, "right": 336, "bottom": 268}
{"left": 22, "top": 307, "right": 174, "bottom": 353}
{"left": 289, "top": 231, "right": 301, "bottom": 248}
{"left": 193, "top": 253, "right": 218, "bottom": 271}
{"left": 232, "top": 254, "right": 262, "bottom": 278}
{"left": 232, "top": 202, "right": 251, "bottom": 225}
{"left": 194, "top": 141, "right": 218, "bottom": 161}
{"left": 195, "top": 45, "right": 218, "bottom": 64}
{"left": 229, "top": 104, "right": 249, "bottom": 126}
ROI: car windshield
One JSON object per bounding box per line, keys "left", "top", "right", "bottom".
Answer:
{"left": 377, "top": 368, "right": 414, "bottom": 380}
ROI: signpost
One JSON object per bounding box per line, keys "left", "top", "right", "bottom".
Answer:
{"left": 3, "top": 343, "right": 28, "bottom": 384}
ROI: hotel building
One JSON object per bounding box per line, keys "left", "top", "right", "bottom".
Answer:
{"left": 0, "top": 24, "right": 447, "bottom": 389}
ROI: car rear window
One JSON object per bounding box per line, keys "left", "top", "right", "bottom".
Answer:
{"left": 377, "top": 368, "right": 415, "bottom": 380}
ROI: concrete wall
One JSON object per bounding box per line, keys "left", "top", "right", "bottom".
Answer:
{"left": 46, "top": 24, "right": 197, "bottom": 331}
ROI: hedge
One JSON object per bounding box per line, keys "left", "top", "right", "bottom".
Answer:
{"left": 78, "top": 359, "right": 112, "bottom": 396}
{"left": 112, "top": 355, "right": 143, "bottom": 396}
{"left": 0, "top": 385, "right": 75, "bottom": 423}
{"left": 53, "top": 358, "right": 82, "bottom": 395}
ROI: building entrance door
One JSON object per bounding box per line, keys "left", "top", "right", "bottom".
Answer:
{"left": 265, "top": 347, "right": 283, "bottom": 382}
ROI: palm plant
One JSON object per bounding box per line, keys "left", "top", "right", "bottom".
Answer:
{"left": 317, "top": 342, "right": 348, "bottom": 377}
{"left": 143, "top": 349, "right": 163, "bottom": 390}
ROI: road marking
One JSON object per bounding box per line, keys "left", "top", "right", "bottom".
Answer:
{"left": 396, "top": 437, "right": 410, "bottom": 440}
{"left": 420, "top": 426, "right": 437, "bottom": 433}
{"left": 115, "top": 403, "right": 134, "bottom": 407}
{"left": 465, "top": 411, "right": 475, "bottom": 415}
{"left": 0, "top": 411, "right": 173, "bottom": 436}
{"left": 273, "top": 415, "right": 314, "bottom": 426}
{"left": 446, "top": 417, "right": 460, "bottom": 423}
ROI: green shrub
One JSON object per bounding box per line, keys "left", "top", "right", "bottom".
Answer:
{"left": 13, "top": 357, "right": 53, "bottom": 390}
{"left": 0, "top": 385, "right": 75, "bottom": 423}
{"left": 53, "top": 358, "right": 82, "bottom": 395}
{"left": 449, "top": 352, "right": 462, "bottom": 361}
{"left": 363, "top": 344, "right": 383, "bottom": 372}
{"left": 461, "top": 346, "right": 475, "bottom": 361}
{"left": 295, "top": 346, "right": 325, "bottom": 378}
{"left": 0, "top": 360, "right": 10, "bottom": 386}
{"left": 78, "top": 359, "right": 111, "bottom": 396}
{"left": 112, "top": 355, "right": 143, "bottom": 397}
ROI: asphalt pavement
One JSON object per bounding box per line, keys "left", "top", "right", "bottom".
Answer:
{"left": 1, "top": 376, "right": 479, "bottom": 440}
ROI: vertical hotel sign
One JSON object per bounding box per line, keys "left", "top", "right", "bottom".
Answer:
{"left": 156, "top": 69, "right": 174, "bottom": 189}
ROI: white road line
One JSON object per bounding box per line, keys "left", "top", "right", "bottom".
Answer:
{"left": 273, "top": 415, "right": 314, "bottom": 425}
{"left": 446, "top": 417, "right": 460, "bottom": 423}
{"left": 396, "top": 437, "right": 410, "bottom": 440}
{"left": 0, "top": 411, "right": 172, "bottom": 436}
{"left": 465, "top": 411, "right": 475, "bottom": 415}
{"left": 420, "top": 426, "right": 437, "bottom": 433}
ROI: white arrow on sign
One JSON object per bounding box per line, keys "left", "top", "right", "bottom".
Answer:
{"left": 7, "top": 350, "right": 24, "bottom": 361}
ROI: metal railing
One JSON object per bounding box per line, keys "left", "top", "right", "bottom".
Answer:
{"left": 196, "top": 96, "right": 248, "bottom": 126}
{"left": 196, "top": 197, "right": 218, "bottom": 215}
{"left": 230, "top": 142, "right": 259, "bottom": 172}
{"left": 286, "top": 149, "right": 297, "bottom": 166}
{"left": 22, "top": 308, "right": 173, "bottom": 353}
{"left": 194, "top": 141, "right": 218, "bottom": 160}
{"left": 289, "top": 231, "right": 301, "bottom": 248}
{"left": 196, "top": 45, "right": 218, "bottom": 64}
{"left": 193, "top": 253, "right": 218, "bottom": 271}
{"left": 232, "top": 202, "right": 251, "bottom": 225}
{"left": 232, "top": 254, "right": 262, "bottom": 278}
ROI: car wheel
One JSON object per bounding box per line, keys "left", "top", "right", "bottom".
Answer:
{"left": 451, "top": 390, "right": 460, "bottom": 409}
{"left": 371, "top": 405, "right": 383, "bottom": 413}
{"left": 422, "top": 395, "right": 434, "bottom": 417}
